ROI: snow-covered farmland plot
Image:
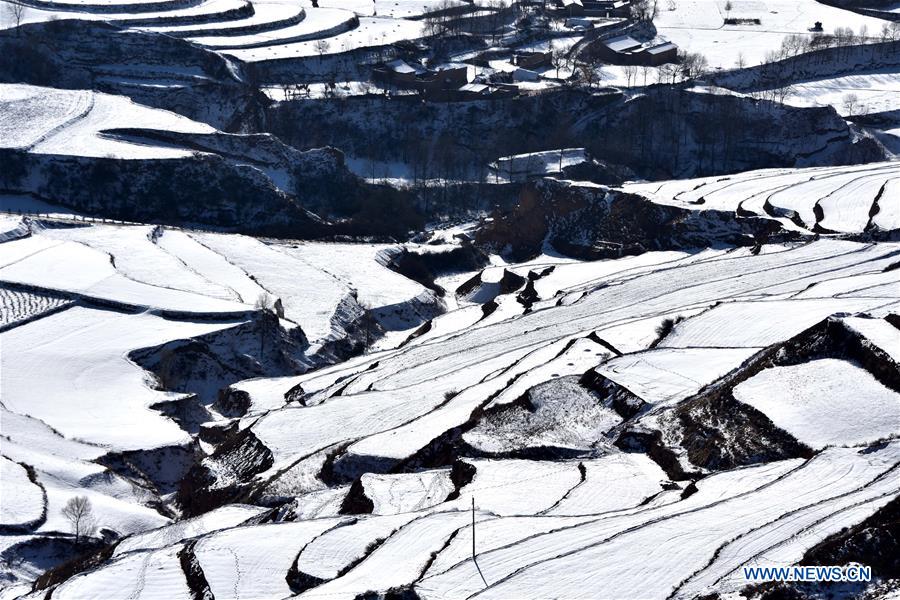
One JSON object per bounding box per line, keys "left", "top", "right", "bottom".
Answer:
{"left": 0, "top": 285, "right": 73, "bottom": 329}
{"left": 0, "top": 306, "right": 246, "bottom": 451}
{"left": 733, "top": 358, "right": 900, "bottom": 448}
{"left": 655, "top": 0, "right": 889, "bottom": 68}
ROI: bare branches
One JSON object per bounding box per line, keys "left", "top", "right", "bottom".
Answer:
{"left": 61, "top": 496, "right": 96, "bottom": 544}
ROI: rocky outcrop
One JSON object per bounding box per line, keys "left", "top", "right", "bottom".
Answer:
{"left": 475, "top": 178, "right": 772, "bottom": 262}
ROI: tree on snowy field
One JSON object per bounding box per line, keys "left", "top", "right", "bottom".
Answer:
{"left": 314, "top": 39, "right": 330, "bottom": 61}
{"left": 5, "top": 2, "right": 27, "bottom": 32}
{"left": 62, "top": 497, "right": 96, "bottom": 544}
{"left": 255, "top": 292, "right": 278, "bottom": 358}
{"left": 550, "top": 42, "right": 568, "bottom": 79}
{"left": 623, "top": 64, "right": 638, "bottom": 86}
{"left": 842, "top": 93, "right": 862, "bottom": 117}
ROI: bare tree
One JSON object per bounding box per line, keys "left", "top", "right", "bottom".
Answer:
{"left": 550, "top": 42, "right": 568, "bottom": 79}
{"left": 623, "top": 63, "right": 638, "bottom": 87}
{"left": 630, "top": 0, "right": 658, "bottom": 22}
{"left": 842, "top": 92, "right": 861, "bottom": 117}
{"left": 576, "top": 60, "right": 600, "bottom": 89}
{"left": 62, "top": 497, "right": 96, "bottom": 544}
{"left": 255, "top": 292, "right": 278, "bottom": 358}
{"left": 5, "top": 2, "right": 27, "bottom": 32}
{"left": 679, "top": 50, "right": 708, "bottom": 80}
{"left": 734, "top": 52, "right": 746, "bottom": 69}
{"left": 314, "top": 39, "right": 330, "bottom": 61}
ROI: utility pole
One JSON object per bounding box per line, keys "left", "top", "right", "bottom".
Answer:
{"left": 472, "top": 497, "right": 488, "bottom": 587}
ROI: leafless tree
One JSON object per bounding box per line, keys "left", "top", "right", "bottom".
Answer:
{"left": 255, "top": 292, "right": 278, "bottom": 358}
{"left": 679, "top": 50, "right": 708, "bottom": 80}
{"left": 734, "top": 52, "right": 746, "bottom": 69}
{"left": 577, "top": 60, "right": 600, "bottom": 89}
{"left": 550, "top": 42, "right": 568, "bottom": 78}
{"left": 314, "top": 39, "right": 330, "bottom": 60}
{"left": 842, "top": 92, "right": 861, "bottom": 116}
{"left": 62, "top": 497, "right": 96, "bottom": 544}
{"left": 623, "top": 63, "right": 638, "bottom": 87}
{"left": 630, "top": 0, "right": 658, "bottom": 22}
{"left": 5, "top": 2, "right": 27, "bottom": 32}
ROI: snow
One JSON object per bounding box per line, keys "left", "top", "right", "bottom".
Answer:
{"left": 223, "top": 16, "right": 424, "bottom": 61}
{"left": 195, "top": 519, "right": 349, "bottom": 600}
{"left": 113, "top": 505, "right": 267, "bottom": 556}
{"left": 53, "top": 545, "right": 189, "bottom": 600}
{"left": 622, "top": 161, "right": 900, "bottom": 233}
{"left": 545, "top": 454, "right": 667, "bottom": 516}
{"left": 843, "top": 316, "right": 900, "bottom": 362}
{"left": 490, "top": 148, "right": 588, "bottom": 182}
{"left": 140, "top": 0, "right": 302, "bottom": 34}
{"left": 733, "top": 359, "right": 900, "bottom": 449}
{"left": 301, "top": 0, "right": 467, "bottom": 18}
{"left": 300, "top": 510, "right": 495, "bottom": 600}
{"left": 778, "top": 68, "right": 900, "bottom": 116}
{"left": 597, "top": 347, "right": 760, "bottom": 406}
{"left": 189, "top": 7, "right": 355, "bottom": 49}
{"left": 0, "top": 306, "right": 246, "bottom": 451}
{"left": 0, "top": 286, "right": 73, "bottom": 329}
{"left": 361, "top": 470, "right": 456, "bottom": 515}
{"left": 658, "top": 298, "right": 893, "bottom": 348}
{"left": 0, "top": 84, "right": 215, "bottom": 159}
{"left": 461, "top": 445, "right": 900, "bottom": 599}
{"left": 0, "top": 406, "right": 168, "bottom": 537}
{"left": 294, "top": 512, "right": 421, "bottom": 581}
{"left": 448, "top": 458, "right": 584, "bottom": 516}
{"left": 189, "top": 233, "right": 356, "bottom": 344}
{"left": 0, "top": 235, "right": 250, "bottom": 314}
{"left": 654, "top": 0, "right": 889, "bottom": 69}
{"left": 0, "top": 457, "right": 44, "bottom": 528}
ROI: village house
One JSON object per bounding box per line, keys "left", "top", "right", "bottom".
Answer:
{"left": 550, "top": 0, "right": 631, "bottom": 18}
{"left": 512, "top": 50, "right": 552, "bottom": 69}
{"left": 592, "top": 34, "right": 678, "bottom": 65}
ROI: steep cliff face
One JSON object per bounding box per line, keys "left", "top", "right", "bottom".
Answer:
{"left": 578, "top": 89, "right": 885, "bottom": 179}
{"left": 266, "top": 87, "right": 886, "bottom": 183}
{"left": 1, "top": 149, "right": 330, "bottom": 238}
{"left": 474, "top": 178, "right": 777, "bottom": 261}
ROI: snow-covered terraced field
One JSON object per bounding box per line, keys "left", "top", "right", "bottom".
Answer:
{"left": 733, "top": 358, "right": 900, "bottom": 448}
{"left": 188, "top": 6, "right": 355, "bottom": 48}
{"left": 0, "top": 84, "right": 215, "bottom": 159}
{"left": 301, "top": 0, "right": 468, "bottom": 18}
{"left": 223, "top": 16, "right": 424, "bottom": 61}
{"left": 0, "top": 285, "right": 73, "bottom": 329}
{"left": 2, "top": 229, "right": 897, "bottom": 597}
{"left": 0, "top": 223, "right": 432, "bottom": 344}
{"left": 0, "top": 306, "right": 247, "bottom": 450}
{"left": 227, "top": 238, "right": 900, "bottom": 502}
{"left": 139, "top": 0, "right": 304, "bottom": 35}
{"left": 623, "top": 161, "right": 900, "bottom": 233}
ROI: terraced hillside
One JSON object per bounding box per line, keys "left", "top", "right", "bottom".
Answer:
{"left": 623, "top": 161, "right": 900, "bottom": 234}
{"left": 1, "top": 0, "right": 899, "bottom": 596}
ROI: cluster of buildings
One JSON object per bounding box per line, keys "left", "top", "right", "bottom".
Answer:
{"left": 547, "top": 0, "right": 632, "bottom": 18}
{"left": 594, "top": 34, "right": 678, "bottom": 65}
{"left": 372, "top": 58, "right": 518, "bottom": 100}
